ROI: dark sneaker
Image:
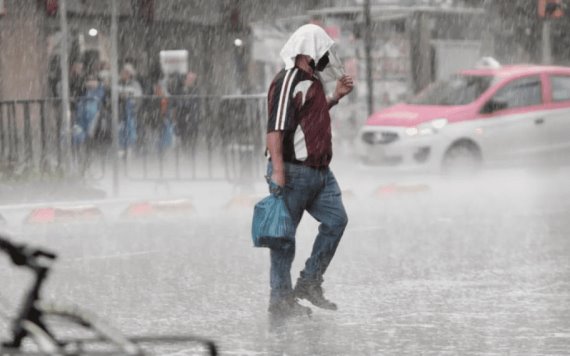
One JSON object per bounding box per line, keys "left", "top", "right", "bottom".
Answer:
{"left": 268, "top": 297, "right": 312, "bottom": 319}
{"left": 294, "top": 279, "right": 337, "bottom": 311}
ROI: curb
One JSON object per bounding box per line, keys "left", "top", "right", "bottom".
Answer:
{"left": 224, "top": 194, "right": 263, "bottom": 211}
{"left": 374, "top": 183, "right": 430, "bottom": 198}
{"left": 1, "top": 186, "right": 369, "bottom": 226}
{"left": 24, "top": 205, "right": 104, "bottom": 225}
{"left": 121, "top": 199, "right": 194, "bottom": 219}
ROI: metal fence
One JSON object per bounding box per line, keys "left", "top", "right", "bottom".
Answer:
{"left": 0, "top": 95, "right": 267, "bottom": 186}
{"left": 0, "top": 99, "right": 66, "bottom": 177}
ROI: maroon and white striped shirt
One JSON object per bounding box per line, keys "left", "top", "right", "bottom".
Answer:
{"left": 267, "top": 67, "right": 333, "bottom": 168}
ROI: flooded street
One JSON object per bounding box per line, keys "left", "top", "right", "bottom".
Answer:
{"left": 2, "top": 0, "right": 570, "bottom": 354}
{"left": 2, "top": 161, "right": 569, "bottom": 355}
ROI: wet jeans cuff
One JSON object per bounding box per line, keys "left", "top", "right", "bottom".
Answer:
{"left": 270, "top": 289, "right": 294, "bottom": 301}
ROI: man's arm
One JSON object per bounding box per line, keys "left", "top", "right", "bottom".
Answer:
{"left": 266, "top": 131, "right": 285, "bottom": 187}
{"left": 327, "top": 75, "right": 354, "bottom": 109}
{"left": 327, "top": 93, "right": 341, "bottom": 109}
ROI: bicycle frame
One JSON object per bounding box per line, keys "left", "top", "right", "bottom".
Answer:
{"left": 0, "top": 235, "right": 218, "bottom": 356}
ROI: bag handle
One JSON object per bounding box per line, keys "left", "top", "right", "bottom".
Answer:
{"left": 265, "top": 175, "right": 283, "bottom": 197}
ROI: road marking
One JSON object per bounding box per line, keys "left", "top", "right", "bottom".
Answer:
{"left": 65, "top": 250, "right": 160, "bottom": 262}
{"left": 346, "top": 225, "right": 386, "bottom": 232}
{"left": 0, "top": 198, "right": 136, "bottom": 211}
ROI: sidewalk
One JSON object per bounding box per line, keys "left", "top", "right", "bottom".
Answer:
{"left": 0, "top": 153, "right": 440, "bottom": 227}
{"left": 0, "top": 180, "right": 106, "bottom": 205}
{"left": 0, "top": 173, "right": 269, "bottom": 228}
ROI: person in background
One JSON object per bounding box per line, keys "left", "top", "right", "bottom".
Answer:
{"left": 94, "top": 64, "right": 112, "bottom": 149}
{"left": 145, "top": 65, "right": 171, "bottom": 152}
{"left": 72, "top": 74, "right": 105, "bottom": 171}
{"left": 48, "top": 55, "right": 61, "bottom": 98}
{"left": 54, "top": 61, "right": 84, "bottom": 114}
{"left": 73, "top": 74, "right": 105, "bottom": 145}
{"left": 69, "top": 61, "right": 85, "bottom": 99}
{"left": 170, "top": 71, "right": 201, "bottom": 150}
{"left": 118, "top": 63, "right": 142, "bottom": 156}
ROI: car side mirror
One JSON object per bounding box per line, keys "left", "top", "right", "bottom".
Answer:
{"left": 481, "top": 99, "right": 508, "bottom": 114}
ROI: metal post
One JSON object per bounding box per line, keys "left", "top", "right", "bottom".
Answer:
{"left": 23, "top": 102, "right": 32, "bottom": 165}
{"left": 58, "top": 0, "right": 72, "bottom": 172}
{"left": 418, "top": 12, "right": 432, "bottom": 90}
{"left": 364, "top": 0, "right": 374, "bottom": 116}
{"left": 110, "top": 0, "right": 120, "bottom": 196}
{"left": 39, "top": 101, "right": 47, "bottom": 174}
{"left": 542, "top": 19, "right": 552, "bottom": 65}
{"left": 9, "top": 103, "right": 17, "bottom": 163}
{"left": 0, "top": 104, "right": 4, "bottom": 159}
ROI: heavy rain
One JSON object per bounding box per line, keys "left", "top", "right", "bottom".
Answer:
{"left": 0, "top": 0, "right": 569, "bottom": 355}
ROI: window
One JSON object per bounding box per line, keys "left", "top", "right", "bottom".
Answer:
{"left": 409, "top": 75, "right": 494, "bottom": 106}
{"left": 551, "top": 76, "right": 570, "bottom": 102}
{"left": 491, "top": 76, "right": 542, "bottom": 110}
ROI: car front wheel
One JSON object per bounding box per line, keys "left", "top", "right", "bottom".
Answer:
{"left": 442, "top": 141, "right": 482, "bottom": 175}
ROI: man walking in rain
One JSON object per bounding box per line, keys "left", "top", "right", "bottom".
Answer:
{"left": 265, "top": 24, "right": 354, "bottom": 318}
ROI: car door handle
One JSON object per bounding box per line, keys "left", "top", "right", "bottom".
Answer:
{"left": 535, "top": 118, "right": 544, "bottom": 125}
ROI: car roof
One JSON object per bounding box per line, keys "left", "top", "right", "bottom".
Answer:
{"left": 459, "top": 65, "right": 570, "bottom": 79}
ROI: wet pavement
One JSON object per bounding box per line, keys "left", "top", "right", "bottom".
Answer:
{"left": 1, "top": 163, "right": 569, "bottom": 355}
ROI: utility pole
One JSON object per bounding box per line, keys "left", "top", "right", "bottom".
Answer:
{"left": 58, "top": 0, "right": 72, "bottom": 172}
{"left": 110, "top": 0, "right": 120, "bottom": 196}
{"left": 542, "top": 19, "right": 552, "bottom": 64}
{"left": 364, "top": 0, "right": 374, "bottom": 116}
{"left": 539, "top": 0, "right": 564, "bottom": 65}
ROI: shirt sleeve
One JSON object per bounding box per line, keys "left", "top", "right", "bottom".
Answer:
{"left": 267, "top": 69, "right": 298, "bottom": 133}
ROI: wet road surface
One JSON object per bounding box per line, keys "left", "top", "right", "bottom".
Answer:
{"left": 1, "top": 165, "right": 569, "bottom": 355}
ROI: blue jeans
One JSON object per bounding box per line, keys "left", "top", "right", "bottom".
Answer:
{"left": 267, "top": 162, "right": 348, "bottom": 300}
{"left": 119, "top": 98, "right": 138, "bottom": 149}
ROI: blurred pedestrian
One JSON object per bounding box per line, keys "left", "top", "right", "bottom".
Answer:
{"left": 48, "top": 55, "right": 61, "bottom": 97}
{"left": 264, "top": 24, "right": 354, "bottom": 318}
{"left": 172, "top": 71, "right": 201, "bottom": 149}
{"left": 145, "top": 66, "right": 171, "bottom": 152}
{"left": 54, "top": 61, "right": 85, "bottom": 112}
{"left": 118, "top": 63, "right": 142, "bottom": 156}
{"left": 72, "top": 74, "right": 105, "bottom": 171}
{"left": 73, "top": 74, "right": 105, "bottom": 145}
{"left": 94, "top": 65, "right": 112, "bottom": 148}
{"left": 69, "top": 61, "right": 85, "bottom": 99}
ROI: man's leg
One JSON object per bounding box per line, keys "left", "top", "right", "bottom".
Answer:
{"left": 267, "top": 163, "right": 312, "bottom": 317}
{"left": 295, "top": 169, "right": 348, "bottom": 310}
{"left": 269, "top": 240, "right": 295, "bottom": 300}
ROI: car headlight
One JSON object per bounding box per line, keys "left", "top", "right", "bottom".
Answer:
{"left": 368, "top": 132, "right": 385, "bottom": 143}
{"left": 405, "top": 118, "right": 448, "bottom": 137}
{"left": 362, "top": 131, "right": 399, "bottom": 144}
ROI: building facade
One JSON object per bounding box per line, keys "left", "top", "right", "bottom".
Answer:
{"left": 0, "top": 0, "right": 326, "bottom": 101}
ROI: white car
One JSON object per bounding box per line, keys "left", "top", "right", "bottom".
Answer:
{"left": 357, "top": 64, "right": 570, "bottom": 173}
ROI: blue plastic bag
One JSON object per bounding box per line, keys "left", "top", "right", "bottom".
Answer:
{"left": 251, "top": 180, "right": 295, "bottom": 248}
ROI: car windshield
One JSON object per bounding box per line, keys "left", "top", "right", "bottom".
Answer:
{"left": 409, "top": 75, "right": 494, "bottom": 106}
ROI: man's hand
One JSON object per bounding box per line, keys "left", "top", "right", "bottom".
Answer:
{"left": 271, "top": 170, "right": 286, "bottom": 188}
{"left": 333, "top": 75, "right": 354, "bottom": 100}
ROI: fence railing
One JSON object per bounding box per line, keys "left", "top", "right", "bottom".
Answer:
{"left": 0, "top": 95, "right": 267, "bottom": 186}
{"left": 0, "top": 99, "right": 65, "bottom": 177}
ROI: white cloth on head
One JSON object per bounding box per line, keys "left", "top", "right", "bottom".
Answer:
{"left": 279, "top": 24, "right": 335, "bottom": 70}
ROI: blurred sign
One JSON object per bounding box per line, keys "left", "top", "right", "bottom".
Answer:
{"left": 374, "top": 36, "right": 410, "bottom": 81}
{"left": 432, "top": 40, "right": 481, "bottom": 80}
{"left": 159, "top": 50, "right": 188, "bottom": 75}
{"left": 251, "top": 24, "right": 288, "bottom": 63}
{"left": 538, "top": 0, "right": 564, "bottom": 18}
